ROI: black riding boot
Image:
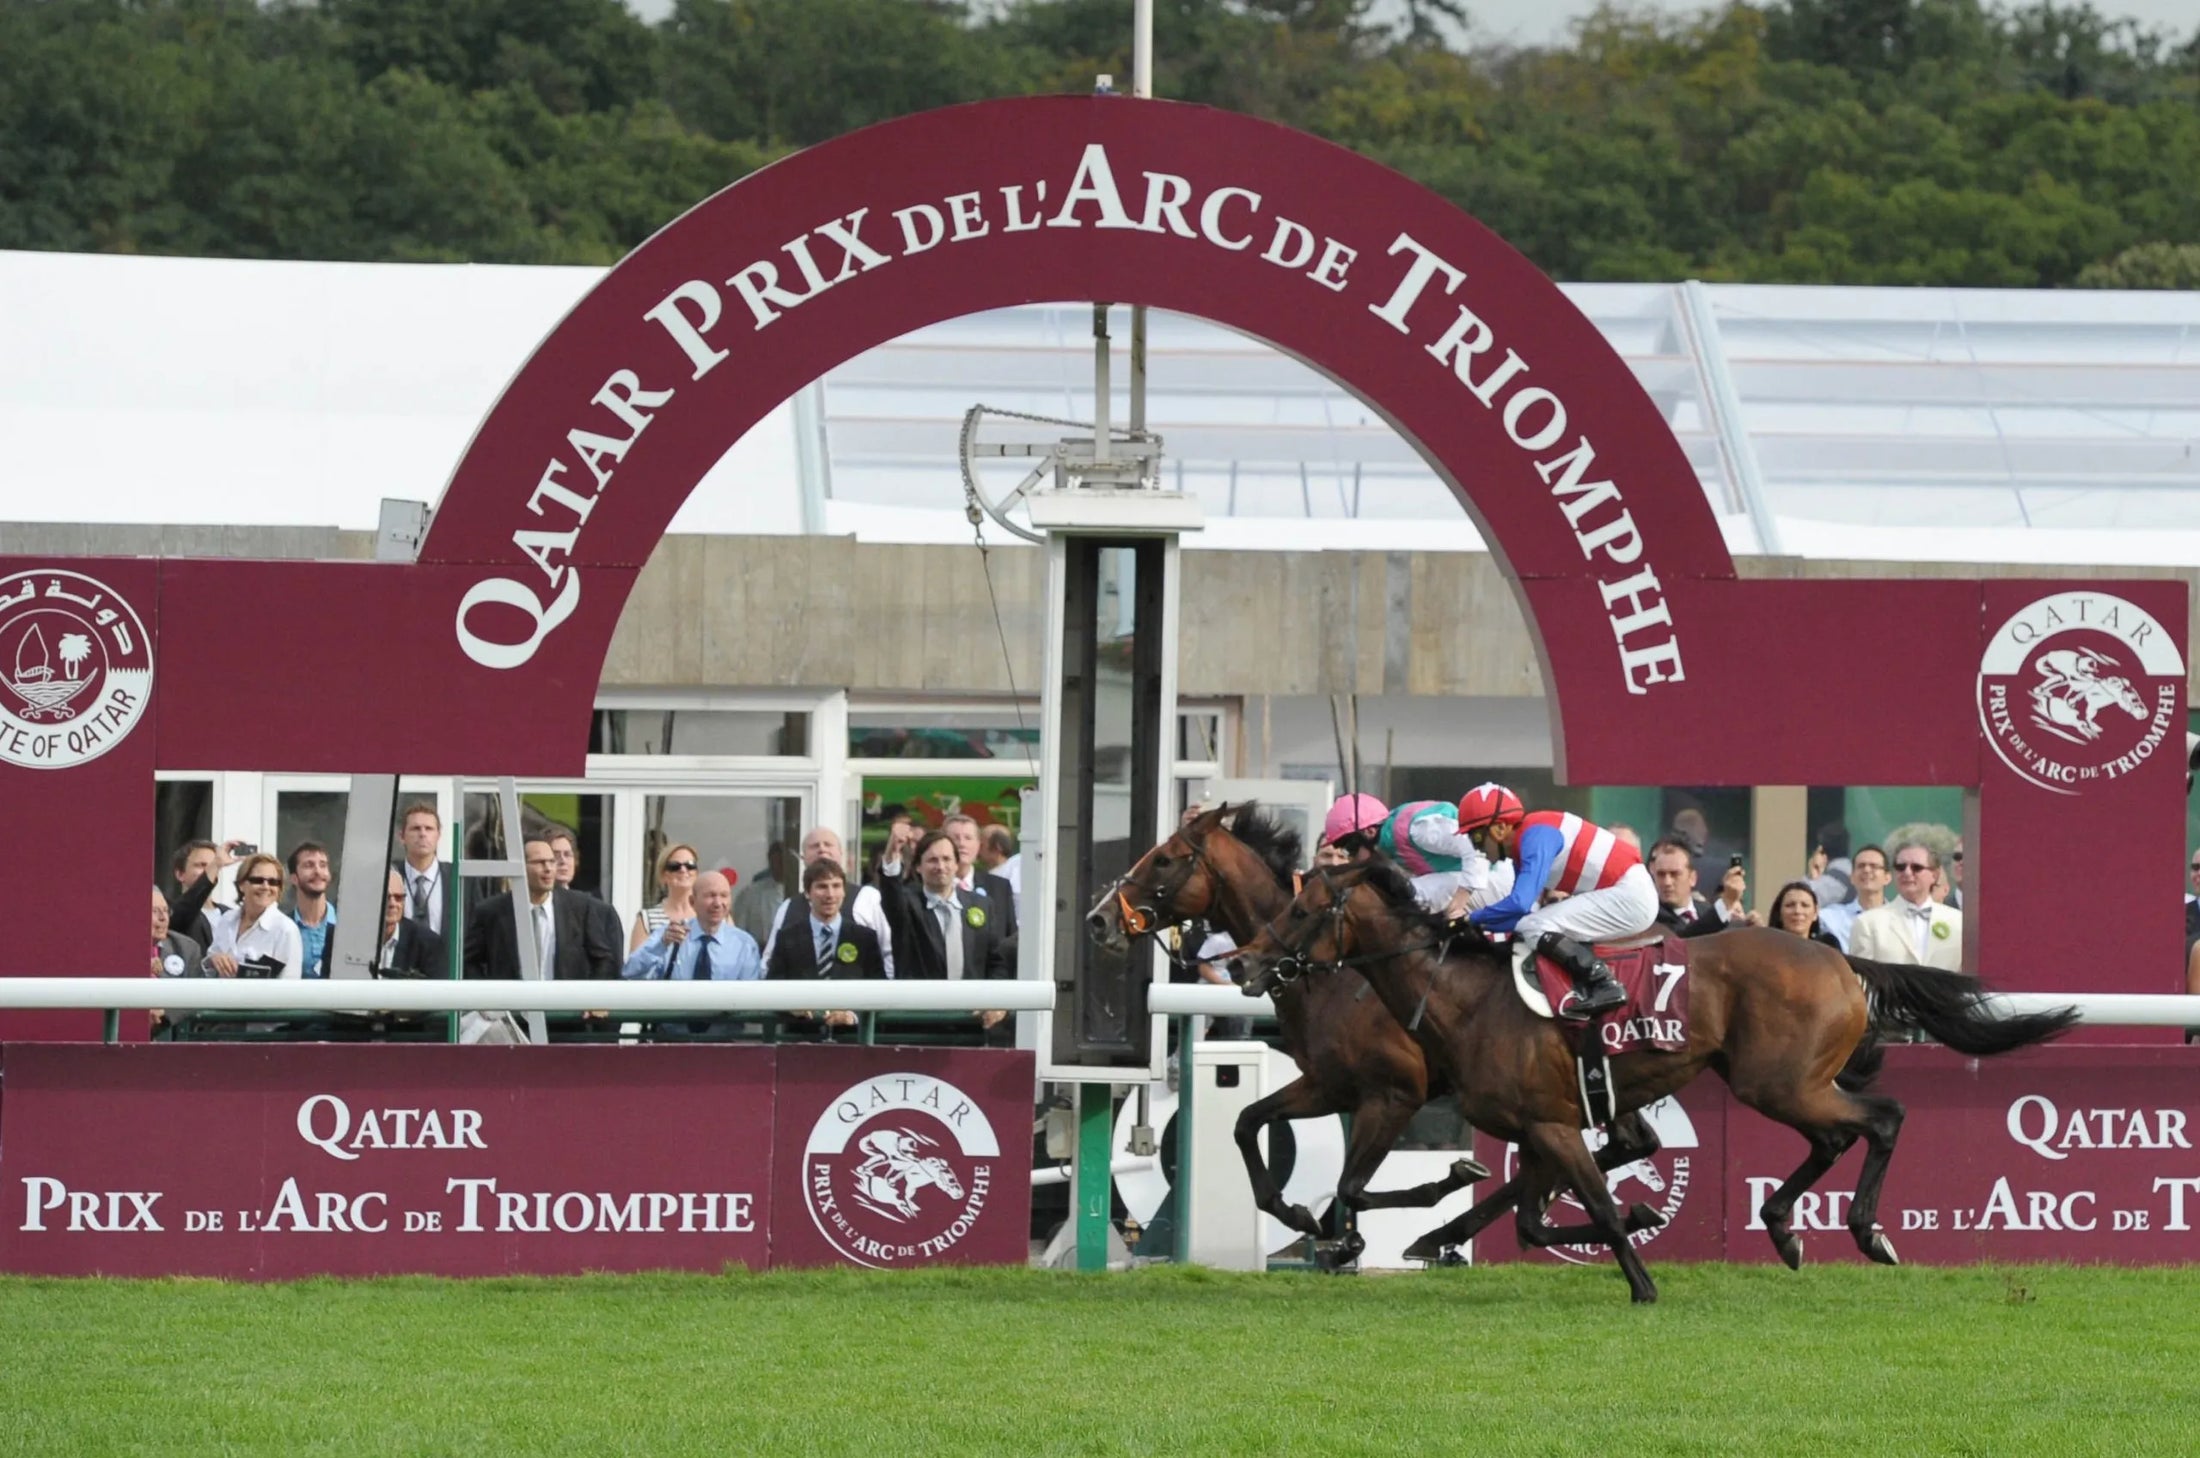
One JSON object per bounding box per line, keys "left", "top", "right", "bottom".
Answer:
{"left": 1537, "top": 932, "right": 1626, "bottom": 1019}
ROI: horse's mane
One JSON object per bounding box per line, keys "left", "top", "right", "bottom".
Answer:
{"left": 1218, "top": 802, "right": 1303, "bottom": 891}
{"left": 1328, "top": 857, "right": 1452, "bottom": 945}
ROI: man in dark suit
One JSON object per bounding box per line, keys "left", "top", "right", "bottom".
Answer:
{"left": 1648, "top": 838, "right": 1750, "bottom": 939}
{"left": 767, "top": 859, "right": 883, "bottom": 1036}
{"left": 373, "top": 870, "right": 447, "bottom": 978}
{"left": 943, "top": 814, "right": 1018, "bottom": 938}
{"left": 397, "top": 801, "right": 463, "bottom": 940}
{"left": 546, "top": 823, "right": 626, "bottom": 973}
{"left": 887, "top": 831, "right": 1013, "bottom": 1045}
{"left": 462, "top": 839, "right": 620, "bottom": 982}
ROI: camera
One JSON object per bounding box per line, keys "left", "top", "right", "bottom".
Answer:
{"left": 1728, "top": 853, "right": 1744, "bottom": 870}
{"left": 230, "top": 842, "right": 258, "bottom": 858}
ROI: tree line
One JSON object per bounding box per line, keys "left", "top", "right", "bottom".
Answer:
{"left": 2, "top": 0, "right": 2195, "bottom": 286}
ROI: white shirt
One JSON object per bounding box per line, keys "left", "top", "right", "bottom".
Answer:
{"left": 997, "top": 854, "right": 1023, "bottom": 918}
{"left": 527, "top": 896, "right": 556, "bottom": 974}
{"left": 759, "top": 882, "right": 896, "bottom": 976}
{"left": 210, "top": 905, "right": 303, "bottom": 979}
{"left": 402, "top": 861, "right": 445, "bottom": 935}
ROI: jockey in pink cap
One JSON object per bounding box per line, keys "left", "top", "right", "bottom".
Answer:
{"left": 1320, "top": 793, "right": 1508, "bottom": 913}
{"left": 1457, "top": 782, "right": 1655, "bottom": 1019}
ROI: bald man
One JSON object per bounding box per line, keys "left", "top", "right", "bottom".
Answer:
{"left": 759, "top": 824, "right": 896, "bottom": 975}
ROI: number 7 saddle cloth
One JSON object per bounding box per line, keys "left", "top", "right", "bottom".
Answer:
{"left": 1518, "top": 933, "right": 1695, "bottom": 1054}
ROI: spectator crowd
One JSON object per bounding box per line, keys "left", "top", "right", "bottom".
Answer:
{"left": 152, "top": 804, "right": 1022, "bottom": 1043}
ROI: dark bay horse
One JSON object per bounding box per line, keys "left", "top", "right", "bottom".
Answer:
{"left": 1086, "top": 805, "right": 1476, "bottom": 1263}
{"left": 1232, "top": 860, "right": 2078, "bottom": 1302}
{"left": 1087, "top": 804, "right": 1654, "bottom": 1265}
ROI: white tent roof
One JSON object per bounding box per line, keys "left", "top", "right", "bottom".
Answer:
{"left": 4, "top": 249, "right": 2196, "bottom": 565}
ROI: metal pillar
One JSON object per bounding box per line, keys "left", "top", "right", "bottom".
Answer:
{"left": 1075, "top": 1082, "right": 1115, "bottom": 1271}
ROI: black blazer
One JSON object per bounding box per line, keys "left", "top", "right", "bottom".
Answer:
{"left": 463, "top": 889, "right": 619, "bottom": 980}
{"left": 765, "top": 917, "right": 886, "bottom": 981}
{"left": 1656, "top": 900, "right": 1730, "bottom": 940}
{"left": 374, "top": 919, "right": 448, "bottom": 979}
{"left": 886, "top": 881, "right": 1011, "bottom": 982}
{"left": 964, "top": 870, "right": 1018, "bottom": 937}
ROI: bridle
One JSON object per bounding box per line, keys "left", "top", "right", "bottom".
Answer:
{"left": 1102, "top": 833, "right": 1212, "bottom": 940}
{"left": 1246, "top": 867, "right": 1481, "bottom": 990}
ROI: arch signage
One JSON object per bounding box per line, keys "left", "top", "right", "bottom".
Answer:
{"left": 0, "top": 97, "right": 2185, "bottom": 1022}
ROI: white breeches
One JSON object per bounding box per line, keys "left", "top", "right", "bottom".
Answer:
{"left": 1511, "top": 863, "right": 1659, "bottom": 949}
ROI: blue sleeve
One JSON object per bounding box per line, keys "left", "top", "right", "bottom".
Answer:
{"left": 621, "top": 925, "right": 675, "bottom": 980}
{"left": 726, "top": 930, "right": 765, "bottom": 982}
{"left": 1469, "top": 824, "right": 1560, "bottom": 932}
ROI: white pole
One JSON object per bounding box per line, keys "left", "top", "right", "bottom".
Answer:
{"left": 1093, "top": 304, "right": 1112, "bottom": 465}
{"left": 6, "top": 978, "right": 1059, "bottom": 1013}
{"left": 1129, "top": 0, "right": 1152, "bottom": 447}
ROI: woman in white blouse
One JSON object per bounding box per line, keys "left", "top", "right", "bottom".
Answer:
{"left": 628, "top": 842, "right": 701, "bottom": 953}
{"left": 207, "top": 852, "right": 303, "bottom": 978}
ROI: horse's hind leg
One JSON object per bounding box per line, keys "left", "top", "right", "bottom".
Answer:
{"left": 1343, "top": 1098, "right": 1490, "bottom": 1212}
{"left": 1232, "top": 1076, "right": 1335, "bottom": 1238}
{"left": 1401, "top": 1108, "right": 1659, "bottom": 1263}
{"left": 1843, "top": 1093, "right": 1906, "bottom": 1266}
{"left": 1742, "top": 1082, "right": 1904, "bottom": 1270}
{"left": 1518, "top": 1121, "right": 1659, "bottom": 1303}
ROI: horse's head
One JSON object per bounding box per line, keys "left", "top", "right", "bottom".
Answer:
{"left": 916, "top": 1155, "right": 965, "bottom": 1201}
{"left": 2109, "top": 674, "right": 2148, "bottom": 720}
{"left": 1231, "top": 866, "right": 1368, "bottom": 998}
{"left": 1085, "top": 803, "right": 1236, "bottom": 955}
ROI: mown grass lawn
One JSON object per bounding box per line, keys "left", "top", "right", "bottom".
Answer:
{"left": 2, "top": 1263, "right": 2195, "bottom": 1455}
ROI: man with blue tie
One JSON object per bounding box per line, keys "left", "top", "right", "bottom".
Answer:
{"left": 621, "top": 870, "right": 762, "bottom": 1038}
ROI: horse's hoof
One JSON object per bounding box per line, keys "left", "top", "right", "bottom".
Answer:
{"left": 1624, "top": 1202, "right": 1666, "bottom": 1233}
{"left": 1437, "top": 1246, "right": 1468, "bottom": 1267}
{"left": 1284, "top": 1204, "right": 1321, "bottom": 1237}
{"left": 1401, "top": 1237, "right": 1440, "bottom": 1264}
{"left": 1772, "top": 1230, "right": 1803, "bottom": 1271}
{"left": 1630, "top": 1285, "right": 1659, "bottom": 1304}
{"left": 1314, "top": 1237, "right": 1363, "bottom": 1273}
{"left": 1450, "top": 1157, "right": 1491, "bottom": 1184}
{"left": 1862, "top": 1228, "right": 1900, "bottom": 1266}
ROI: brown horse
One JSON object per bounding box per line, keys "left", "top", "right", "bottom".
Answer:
{"left": 1087, "top": 804, "right": 1656, "bottom": 1266}
{"left": 1231, "top": 859, "right": 2078, "bottom": 1302}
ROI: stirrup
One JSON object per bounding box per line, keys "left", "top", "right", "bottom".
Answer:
{"left": 1558, "top": 979, "right": 1626, "bottom": 1020}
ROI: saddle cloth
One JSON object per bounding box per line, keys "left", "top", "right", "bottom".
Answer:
{"left": 1516, "top": 934, "right": 1694, "bottom": 1054}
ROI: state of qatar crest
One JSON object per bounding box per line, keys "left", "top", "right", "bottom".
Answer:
{"left": 0, "top": 570, "right": 153, "bottom": 770}
{"left": 1976, "top": 592, "right": 2182, "bottom": 796}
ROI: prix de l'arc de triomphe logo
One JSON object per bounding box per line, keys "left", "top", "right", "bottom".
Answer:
{"left": 1977, "top": 592, "right": 2183, "bottom": 796}
{"left": 804, "top": 1071, "right": 1001, "bottom": 1268}
{"left": 0, "top": 570, "right": 153, "bottom": 770}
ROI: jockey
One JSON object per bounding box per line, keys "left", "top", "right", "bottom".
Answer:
{"left": 1321, "top": 793, "right": 1509, "bottom": 912}
{"left": 1457, "top": 782, "right": 1656, "bottom": 1020}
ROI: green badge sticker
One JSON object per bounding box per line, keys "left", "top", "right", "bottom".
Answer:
{"left": 966, "top": 905, "right": 987, "bottom": 929}
{"left": 836, "top": 941, "right": 860, "bottom": 964}
{"left": 1931, "top": 920, "right": 1951, "bottom": 941}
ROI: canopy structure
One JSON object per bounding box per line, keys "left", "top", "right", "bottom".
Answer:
{"left": 3, "top": 249, "right": 2194, "bottom": 568}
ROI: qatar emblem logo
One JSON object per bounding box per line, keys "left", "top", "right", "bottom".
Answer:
{"left": 804, "top": 1072, "right": 998, "bottom": 1268}
{"left": 0, "top": 570, "right": 153, "bottom": 770}
{"left": 1977, "top": 592, "right": 2182, "bottom": 796}
{"left": 1501, "top": 1096, "right": 1697, "bottom": 1265}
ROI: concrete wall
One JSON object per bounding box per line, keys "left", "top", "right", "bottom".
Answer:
{"left": 5, "top": 523, "right": 2195, "bottom": 698}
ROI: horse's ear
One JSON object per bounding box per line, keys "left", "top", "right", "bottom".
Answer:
{"left": 1186, "top": 802, "right": 1231, "bottom": 836}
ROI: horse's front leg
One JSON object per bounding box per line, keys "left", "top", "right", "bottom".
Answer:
{"left": 1518, "top": 1120, "right": 1659, "bottom": 1303}
{"left": 1402, "top": 1108, "right": 1659, "bottom": 1263}
{"left": 1231, "top": 1075, "right": 1337, "bottom": 1238}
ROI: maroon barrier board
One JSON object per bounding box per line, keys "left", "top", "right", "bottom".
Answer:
{"left": 0, "top": 1044, "right": 1033, "bottom": 1278}
{"left": 1474, "top": 1046, "right": 2200, "bottom": 1266}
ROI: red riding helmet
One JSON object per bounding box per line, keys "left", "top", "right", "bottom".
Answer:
{"left": 1457, "top": 782, "right": 1525, "bottom": 833}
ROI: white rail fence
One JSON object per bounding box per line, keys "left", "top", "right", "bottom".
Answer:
{"left": 0, "top": 978, "right": 1057, "bottom": 1014}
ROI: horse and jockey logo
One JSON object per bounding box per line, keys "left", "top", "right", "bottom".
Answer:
{"left": 849, "top": 1128, "right": 965, "bottom": 1221}
{"left": 1499, "top": 1096, "right": 1698, "bottom": 1266}
{"left": 0, "top": 570, "right": 153, "bottom": 770}
{"left": 803, "top": 1071, "right": 1000, "bottom": 1268}
{"left": 1978, "top": 592, "right": 2182, "bottom": 796}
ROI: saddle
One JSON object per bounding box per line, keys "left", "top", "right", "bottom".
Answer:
{"left": 1513, "top": 933, "right": 1695, "bottom": 1130}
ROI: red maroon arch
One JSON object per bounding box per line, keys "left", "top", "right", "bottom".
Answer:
{"left": 0, "top": 96, "right": 2185, "bottom": 1004}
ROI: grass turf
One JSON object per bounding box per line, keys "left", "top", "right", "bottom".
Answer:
{"left": 2, "top": 1263, "right": 2196, "bottom": 1455}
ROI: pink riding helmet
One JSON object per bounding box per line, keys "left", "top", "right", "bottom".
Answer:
{"left": 1321, "top": 793, "right": 1390, "bottom": 848}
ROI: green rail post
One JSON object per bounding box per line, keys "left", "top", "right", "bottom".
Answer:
{"left": 1075, "top": 1082, "right": 1114, "bottom": 1271}
{"left": 1173, "top": 1017, "right": 1193, "bottom": 1265}
{"left": 102, "top": 1008, "right": 119, "bottom": 1045}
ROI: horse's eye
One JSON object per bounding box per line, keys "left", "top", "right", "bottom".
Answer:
{"left": 1152, "top": 853, "right": 1171, "bottom": 868}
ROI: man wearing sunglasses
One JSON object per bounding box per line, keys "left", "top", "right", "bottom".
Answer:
{"left": 1848, "top": 840, "right": 1962, "bottom": 970}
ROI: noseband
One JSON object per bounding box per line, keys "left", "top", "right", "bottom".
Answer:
{"left": 1104, "top": 837, "right": 1212, "bottom": 940}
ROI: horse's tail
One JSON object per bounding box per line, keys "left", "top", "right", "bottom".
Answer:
{"left": 1844, "top": 956, "right": 2078, "bottom": 1057}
